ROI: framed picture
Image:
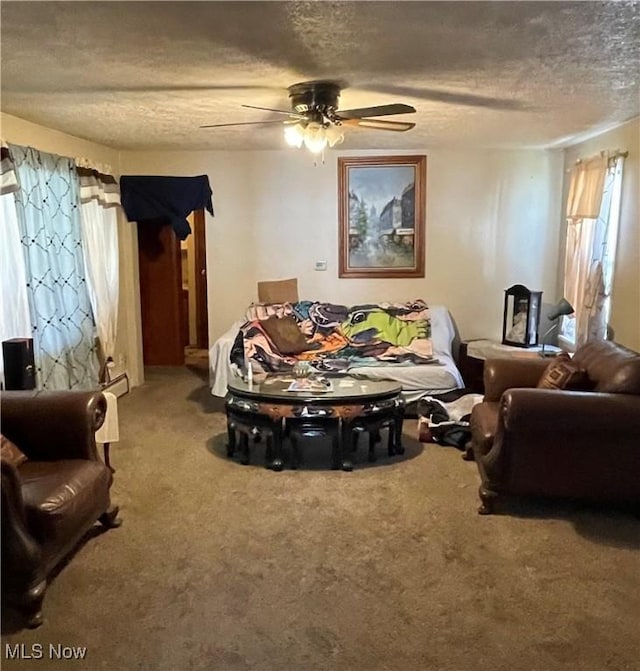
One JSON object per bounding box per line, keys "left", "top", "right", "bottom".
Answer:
{"left": 338, "top": 155, "right": 426, "bottom": 278}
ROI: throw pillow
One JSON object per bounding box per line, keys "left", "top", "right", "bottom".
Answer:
{"left": 261, "top": 315, "right": 310, "bottom": 355}
{"left": 1, "top": 434, "right": 28, "bottom": 467}
{"left": 537, "top": 353, "right": 591, "bottom": 390}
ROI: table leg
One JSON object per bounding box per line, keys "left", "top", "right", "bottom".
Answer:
{"left": 369, "top": 430, "right": 378, "bottom": 463}
{"left": 226, "top": 421, "right": 236, "bottom": 458}
{"left": 340, "top": 419, "right": 354, "bottom": 472}
{"left": 393, "top": 409, "right": 405, "bottom": 455}
{"left": 267, "top": 418, "right": 284, "bottom": 472}
{"left": 290, "top": 432, "right": 300, "bottom": 470}
{"left": 239, "top": 433, "right": 250, "bottom": 465}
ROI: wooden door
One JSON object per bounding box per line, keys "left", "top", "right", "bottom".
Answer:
{"left": 137, "top": 218, "right": 185, "bottom": 365}
{"left": 192, "top": 209, "right": 209, "bottom": 349}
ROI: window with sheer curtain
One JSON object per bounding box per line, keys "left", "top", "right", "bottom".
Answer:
{"left": 559, "top": 153, "right": 625, "bottom": 348}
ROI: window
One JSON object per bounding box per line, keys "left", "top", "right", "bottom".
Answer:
{"left": 559, "top": 154, "right": 625, "bottom": 349}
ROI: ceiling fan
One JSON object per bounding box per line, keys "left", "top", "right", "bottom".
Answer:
{"left": 200, "top": 80, "right": 416, "bottom": 152}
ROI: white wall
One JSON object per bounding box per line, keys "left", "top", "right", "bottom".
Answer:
{"left": 1, "top": 114, "right": 120, "bottom": 169}
{"left": 122, "top": 147, "right": 564, "bottom": 344}
{"left": 1, "top": 113, "right": 144, "bottom": 386}
{"left": 563, "top": 117, "right": 640, "bottom": 351}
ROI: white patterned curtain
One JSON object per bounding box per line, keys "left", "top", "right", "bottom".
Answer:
{"left": 77, "top": 166, "right": 121, "bottom": 382}
{"left": 9, "top": 144, "right": 99, "bottom": 390}
{"left": 562, "top": 154, "right": 625, "bottom": 346}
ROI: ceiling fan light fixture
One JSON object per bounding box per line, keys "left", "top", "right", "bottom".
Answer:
{"left": 284, "top": 121, "right": 345, "bottom": 154}
{"left": 325, "top": 124, "right": 345, "bottom": 148}
{"left": 284, "top": 123, "right": 304, "bottom": 148}
{"left": 302, "top": 122, "right": 328, "bottom": 153}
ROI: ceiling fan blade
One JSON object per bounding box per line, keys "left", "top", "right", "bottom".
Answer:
{"left": 336, "top": 103, "right": 416, "bottom": 120}
{"left": 241, "top": 104, "right": 305, "bottom": 118}
{"left": 342, "top": 118, "right": 416, "bottom": 132}
{"left": 368, "top": 85, "right": 526, "bottom": 111}
{"left": 200, "top": 120, "right": 286, "bottom": 129}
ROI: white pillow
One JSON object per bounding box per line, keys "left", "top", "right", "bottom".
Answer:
{"left": 429, "top": 305, "right": 456, "bottom": 358}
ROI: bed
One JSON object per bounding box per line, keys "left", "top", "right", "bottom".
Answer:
{"left": 209, "top": 301, "right": 464, "bottom": 403}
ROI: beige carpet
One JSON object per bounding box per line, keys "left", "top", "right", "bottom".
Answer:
{"left": 2, "top": 367, "right": 639, "bottom": 671}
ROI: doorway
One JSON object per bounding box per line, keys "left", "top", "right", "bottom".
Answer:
{"left": 181, "top": 209, "right": 209, "bottom": 370}
{"left": 137, "top": 210, "right": 209, "bottom": 366}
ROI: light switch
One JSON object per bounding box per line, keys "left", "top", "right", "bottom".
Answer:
{"left": 314, "top": 261, "right": 328, "bottom": 271}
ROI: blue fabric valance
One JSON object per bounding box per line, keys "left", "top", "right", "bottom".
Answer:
{"left": 120, "top": 175, "right": 214, "bottom": 240}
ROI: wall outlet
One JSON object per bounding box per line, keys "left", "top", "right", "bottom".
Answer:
{"left": 314, "top": 261, "right": 328, "bottom": 271}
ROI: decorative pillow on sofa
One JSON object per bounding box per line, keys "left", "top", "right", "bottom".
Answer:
{"left": 261, "top": 315, "right": 310, "bottom": 355}
{"left": 1, "top": 434, "right": 28, "bottom": 467}
{"left": 537, "top": 353, "right": 591, "bottom": 390}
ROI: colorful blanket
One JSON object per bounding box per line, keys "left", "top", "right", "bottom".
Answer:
{"left": 235, "top": 299, "right": 438, "bottom": 373}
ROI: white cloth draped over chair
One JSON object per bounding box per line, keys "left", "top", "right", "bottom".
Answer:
{"left": 95, "top": 390, "right": 119, "bottom": 472}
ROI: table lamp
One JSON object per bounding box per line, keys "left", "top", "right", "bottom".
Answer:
{"left": 540, "top": 298, "right": 574, "bottom": 356}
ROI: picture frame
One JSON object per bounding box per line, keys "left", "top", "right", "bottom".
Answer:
{"left": 338, "top": 155, "right": 426, "bottom": 278}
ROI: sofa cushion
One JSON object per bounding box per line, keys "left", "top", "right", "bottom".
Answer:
{"left": 537, "top": 353, "right": 591, "bottom": 390}
{"left": 1, "top": 434, "right": 28, "bottom": 467}
{"left": 573, "top": 340, "right": 640, "bottom": 394}
{"left": 470, "top": 402, "right": 500, "bottom": 456}
{"left": 261, "top": 315, "right": 310, "bottom": 355}
{"left": 20, "top": 459, "right": 112, "bottom": 546}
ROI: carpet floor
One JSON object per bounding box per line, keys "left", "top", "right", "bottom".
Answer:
{"left": 2, "top": 366, "right": 639, "bottom": 671}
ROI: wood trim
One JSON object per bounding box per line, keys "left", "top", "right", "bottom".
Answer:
{"left": 193, "top": 209, "right": 209, "bottom": 349}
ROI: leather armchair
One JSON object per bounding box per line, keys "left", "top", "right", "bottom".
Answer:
{"left": 1, "top": 390, "right": 120, "bottom": 627}
{"left": 468, "top": 340, "right": 640, "bottom": 514}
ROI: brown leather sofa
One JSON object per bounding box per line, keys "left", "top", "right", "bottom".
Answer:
{"left": 1, "top": 390, "right": 120, "bottom": 627}
{"left": 468, "top": 340, "right": 640, "bottom": 514}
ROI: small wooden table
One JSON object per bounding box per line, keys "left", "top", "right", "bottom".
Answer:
{"left": 458, "top": 340, "right": 562, "bottom": 393}
{"left": 225, "top": 376, "right": 405, "bottom": 471}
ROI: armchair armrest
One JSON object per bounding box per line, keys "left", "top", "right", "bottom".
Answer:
{"left": 1, "top": 390, "right": 106, "bottom": 462}
{"left": 1, "top": 459, "right": 42, "bottom": 584}
{"left": 483, "top": 357, "right": 550, "bottom": 401}
{"left": 500, "top": 388, "right": 640, "bottom": 438}
{"left": 484, "top": 389, "right": 640, "bottom": 500}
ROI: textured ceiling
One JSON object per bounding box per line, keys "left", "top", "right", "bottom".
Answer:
{"left": 1, "top": 1, "right": 639, "bottom": 151}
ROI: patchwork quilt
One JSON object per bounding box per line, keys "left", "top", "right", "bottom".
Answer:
{"left": 233, "top": 299, "right": 439, "bottom": 373}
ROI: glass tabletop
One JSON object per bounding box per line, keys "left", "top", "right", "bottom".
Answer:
{"left": 227, "top": 374, "right": 402, "bottom": 402}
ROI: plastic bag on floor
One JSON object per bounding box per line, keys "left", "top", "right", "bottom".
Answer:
{"left": 417, "top": 394, "right": 483, "bottom": 449}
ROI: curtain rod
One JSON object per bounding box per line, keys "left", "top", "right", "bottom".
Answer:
{"left": 1, "top": 138, "right": 115, "bottom": 176}
{"left": 575, "top": 149, "right": 628, "bottom": 165}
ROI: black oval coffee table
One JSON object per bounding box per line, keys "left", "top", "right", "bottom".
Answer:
{"left": 225, "top": 375, "right": 405, "bottom": 471}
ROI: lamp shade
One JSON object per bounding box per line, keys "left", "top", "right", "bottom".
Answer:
{"left": 548, "top": 298, "right": 574, "bottom": 321}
